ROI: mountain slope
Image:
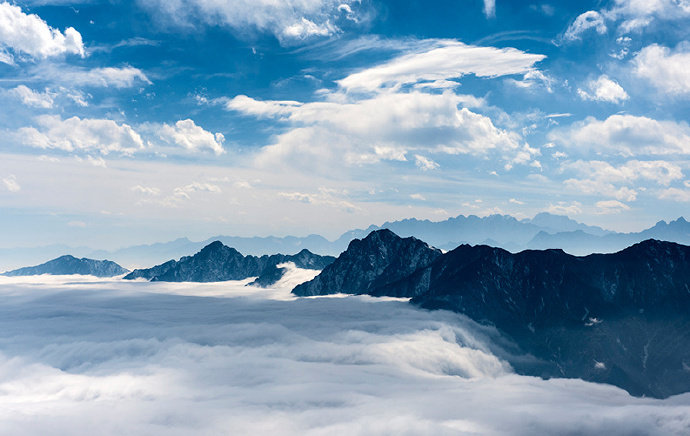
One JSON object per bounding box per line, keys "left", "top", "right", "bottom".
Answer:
{"left": 2, "top": 255, "right": 129, "bottom": 277}
{"left": 293, "top": 229, "right": 442, "bottom": 296}
{"left": 124, "top": 242, "right": 335, "bottom": 284}
{"left": 293, "top": 230, "right": 690, "bottom": 398}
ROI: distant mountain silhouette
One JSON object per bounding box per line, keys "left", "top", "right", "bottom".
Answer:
{"left": 2, "top": 255, "right": 128, "bottom": 277}
{"left": 124, "top": 242, "right": 334, "bottom": 284}
{"left": 528, "top": 217, "right": 690, "bottom": 254}
{"left": 293, "top": 230, "right": 690, "bottom": 398}
{"left": 2, "top": 213, "right": 688, "bottom": 272}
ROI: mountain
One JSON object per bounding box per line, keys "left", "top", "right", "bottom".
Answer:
{"left": 528, "top": 217, "right": 690, "bottom": 255}
{"left": 2, "top": 255, "right": 129, "bottom": 277}
{"left": 3, "top": 214, "right": 687, "bottom": 272}
{"left": 293, "top": 229, "right": 442, "bottom": 296}
{"left": 124, "top": 242, "right": 335, "bottom": 284}
{"left": 293, "top": 230, "right": 690, "bottom": 398}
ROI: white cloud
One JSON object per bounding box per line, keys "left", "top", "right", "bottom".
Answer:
{"left": 507, "top": 70, "right": 556, "bottom": 92}
{"left": 131, "top": 185, "right": 161, "bottom": 196}
{"left": 564, "top": 178, "right": 638, "bottom": 201}
{"left": 227, "top": 92, "right": 525, "bottom": 170}
{"left": 564, "top": 0, "right": 690, "bottom": 40}
{"left": 0, "top": 278, "right": 687, "bottom": 436}
{"left": 2, "top": 175, "right": 20, "bottom": 192}
{"left": 173, "top": 181, "right": 222, "bottom": 200}
{"left": 483, "top": 0, "right": 496, "bottom": 18}
{"left": 410, "top": 193, "right": 426, "bottom": 201}
{"left": 16, "top": 115, "right": 145, "bottom": 156}
{"left": 0, "top": 2, "right": 84, "bottom": 63}
{"left": 278, "top": 187, "right": 359, "bottom": 212}
{"left": 8, "top": 85, "right": 54, "bottom": 108}
{"left": 414, "top": 155, "right": 439, "bottom": 171}
{"left": 577, "top": 75, "right": 629, "bottom": 103}
{"left": 562, "top": 160, "right": 683, "bottom": 202}
{"left": 548, "top": 115, "right": 690, "bottom": 156}
{"left": 337, "top": 40, "right": 546, "bottom": 92}
{"left": 595, "top": 199, "right": 631, "bottom": 214}
{"left": 156, "top": 119, "right": 225, "bottom": 155}
{"left": 509, "top": 198, "right": 524, "bottom": 205}
{"left": 633, "top": 44, "right": 690, "bottom": 96}
{"left": 659, "top": 187, "right": 690, "bottom": 202}
{"left": 547, "top": 201, "right": 582, "bottom": 216}
{"left": 138, "top": 0, "right": 364, "bottom": 44}
{"left": 55, "top": 66, "right": 151, "bottom": 89}
{"left": 564, "top": 11, "right": 607, "bottom": 40}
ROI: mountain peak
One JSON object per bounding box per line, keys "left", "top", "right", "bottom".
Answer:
{"left": 2, "top": 255, "right": 128, "bottom": 277}
{"left": 294, "top": 229, "right": 441, "bottom": 296}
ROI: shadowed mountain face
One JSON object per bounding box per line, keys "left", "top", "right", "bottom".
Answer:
{"left": 124, "top": 241, "right": 335, "bottom": 284}
{"left": 292, "top": 230, "right": 690, "bottom": 398}
{"left": 2, "top": 255, "right": 129, "bottom": 277}
{"left": 293, "top": 229, "right": 442, "bottom": 296}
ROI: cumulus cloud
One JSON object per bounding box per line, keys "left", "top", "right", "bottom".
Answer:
{"left": 564, "top": 0, "right": 690, "bottom": 40}
{"left": 226, "top": 91, "right": 527, "bottom": 171}
{"left": 577, "top": 75, "right": 629, "bottom": 103}
{"left": 138, "top": 0, "right": 364, "bottom": 43}
{"left": 564, "top": 11, "right": 607, "bottom": 41}
{"left": 548, "top": 114, "right": 690, "bottom": 156}
{"left": 8, "top": 85, "right": 54, "bottom": 108}
{"left": 16, "top": 115, "right": 145, "bottom": 156}
{"left": 633, "top": 44, "right": 690, "bottom": 96}
{"left": 562, "top": 160, "right": 683, "bottom": 202}
{"left": 0, "top": 2, "right": 84, "bottom": 63}
{"left": 0, "top": 277, "right": 688, "bottom": 435}
{"left": 414, "top": 155, "right": 439, "bottom": 171}
{"left": 173, "top": 181, "right": 222, "bottom": 200}
{"left": 337, "top": 40, "right": 545, "bottom": 92}
{"left": 156, "top": 119, "right": 225, "bottom": 155}
{"left": 659, "top": 187, "right": 690, "bottom": 202}
{"left": 2, "top": 174, "right": 20, "bottom": 192}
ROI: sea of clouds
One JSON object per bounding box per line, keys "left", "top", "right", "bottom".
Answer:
{"left": 0, "top": 266, "right": 689, "bottom": 435}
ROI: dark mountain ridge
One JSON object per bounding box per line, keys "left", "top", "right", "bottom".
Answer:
{"left": 293, "top": 229, "right": 442, "bottom": 296}
{"left": 2, "top": 255, "right": 129, "bottom": 277}
{"left": 293, "top": 230, "right": 690, "bottom": 398}
{"left": 124, "top": 241, "right": 335, "bottom": 284}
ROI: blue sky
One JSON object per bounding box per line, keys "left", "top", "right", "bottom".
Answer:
{"left": 0, "top": 0, "right": 689, "bottom": 249}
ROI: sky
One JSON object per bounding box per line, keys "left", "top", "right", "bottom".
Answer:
{"left": 1, "top": 0, "right": 689, "bottom": 249}
{"left": 1, "top": 273, "right": 689, "bottom": 435}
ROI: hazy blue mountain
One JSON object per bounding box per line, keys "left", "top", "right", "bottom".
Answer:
{"left": 124, "top": 242, "right": 335, "bottom": 284}
{"left": 3, "top": 214, "right": 688, "bottom": 272}
{"left": 2, "top": 255, "right": 129, "bottom": 277}
{"left": 293, "top": 230, "right": 690, "bottom": 398}
{"left": 527, "top": 212, "right": 610, "bottom": 236}
{"left": 528, "top": 217, "right": 690, "bottom": 255}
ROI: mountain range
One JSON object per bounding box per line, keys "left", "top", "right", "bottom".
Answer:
{"left": 124, "top": 241, "right": 335, "bottom": 285}
{"left": 1, "top": 213, "right": 688, "bottom": 273}
{"left": 1, "top": 255, "right": 129, "bottom": 277}
{"left": 294, "top": 229, "right": 690, "bottom": 399}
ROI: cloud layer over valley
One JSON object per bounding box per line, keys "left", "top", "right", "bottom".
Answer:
{"left": 0, "top": 275, "right": 688, "bottom": 435}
